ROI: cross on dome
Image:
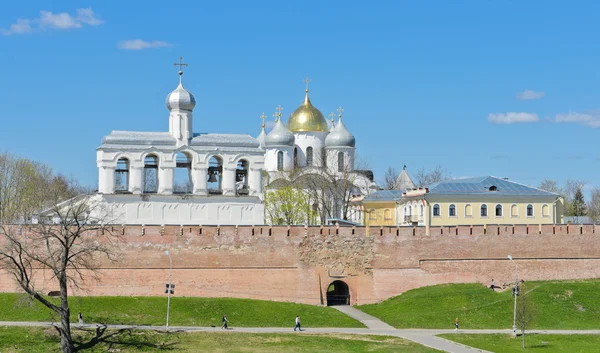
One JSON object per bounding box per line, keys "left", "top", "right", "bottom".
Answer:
{"left": 303, "top": 75, "right": 311, "bottom": 92}
{"left": 337, "top": 106, "right": 344, "bottom": 118}
{"left": 173, "top": 56, "right": 188, "bottom": 82}
{"left": 260, "top": 112, "right": 267, "bottom": 128}
{"left": 329, "top": 112, "right": 336, "bottom": 124}
{"left": 273, "top": 105, "right": 284, "bottom": 122}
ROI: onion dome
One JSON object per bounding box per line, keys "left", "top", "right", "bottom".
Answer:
{"left": 287, "top": 90, "right": 328, "bottom": 132}
{"left": 265, "top": 118, "right": 295, "bottom": 147}
{"left": 325, "top": 117, "right": 355, "bottom": 147}
{"left": 166, "top": 73, "right": 196, "bottom": 111}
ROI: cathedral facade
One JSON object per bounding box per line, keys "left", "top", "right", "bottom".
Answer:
{"left": 94, "top": 66, "right": 374, "bottom": 226}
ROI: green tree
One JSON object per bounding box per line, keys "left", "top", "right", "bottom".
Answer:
{"left": 264, "top": 186, "right": 316, "bottom": 225}
{"left": 570, "top": 187, "right": 587, "bottom": 219}
{"left": 516, "top": 282, "right": 537, "bottom": 348}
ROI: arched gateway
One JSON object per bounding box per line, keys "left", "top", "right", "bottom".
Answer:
{"left": 326, "top": 280, "right": 350, "bottom": 306}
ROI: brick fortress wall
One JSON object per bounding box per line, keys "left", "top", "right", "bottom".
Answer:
{"left": 1, "top": 224, "right": 599, "bottom": 305}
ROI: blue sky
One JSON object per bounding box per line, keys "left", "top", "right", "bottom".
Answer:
{"left": 1, "top": 1, "right": 598, "bottom": 195}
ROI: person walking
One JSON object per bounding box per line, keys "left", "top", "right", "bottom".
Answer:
{"left": 294, "top": 315, "right": 302, "bottom": 331}
{"left": 454, "top": 317, "right": 459, "bottom": 332}
{"left": 221, "top": 314, "right": 228, "bottom": 329}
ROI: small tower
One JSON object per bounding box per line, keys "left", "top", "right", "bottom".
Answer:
{"left": 325, "top": 106, "right": 356, "bottom": 173}
{"left": 264, "top": 106, "right": 295, "bottom": 172}
{"left": 166, "top": 57, "right": 195, "bottom": 145}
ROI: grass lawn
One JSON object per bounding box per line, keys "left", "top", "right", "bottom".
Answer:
{"left": 439, "top": 333, "right": 600, "bottom": 353}
{"left": 357, "top": 279, "right": 600, "bottom": 329}
{"left": 0, "top": 294, "right": 362, "bottom": 328}
{"left": 0, "top": 326, "right": 443, "bottom": 353}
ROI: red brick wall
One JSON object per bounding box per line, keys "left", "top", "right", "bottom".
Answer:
{"left": 1, "top": 224, "right": 599, "bottom": 304}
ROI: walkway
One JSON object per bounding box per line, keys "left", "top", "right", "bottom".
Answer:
{"left": 3, "top": 320, "right": 600, "bottom": 353}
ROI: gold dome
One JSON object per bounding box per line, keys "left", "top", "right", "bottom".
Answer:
{"left": 287, "top": 90, "right": 329, "bottom": 132}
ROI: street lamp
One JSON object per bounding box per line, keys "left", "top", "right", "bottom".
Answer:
{"left": 508, "top": 255, "right": 518, "bottom": 337}
{"left": 165, "top": 250, "right": 173, "bottom": 328}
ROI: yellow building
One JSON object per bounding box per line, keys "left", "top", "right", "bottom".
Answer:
{"left": 398, "top": 176, "right": 564, "bottom": 229}
{"left": 361, "top": 190, "right": 402, "bottom": 227}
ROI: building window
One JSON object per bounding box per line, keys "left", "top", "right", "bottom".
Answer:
{"left": 207, "top": 155, "right": 223, "bottom": 194}
{"left": 449, "top": 204, "right": 456, "bottom": 217}
{"left": 277, "top": 151, "right": 284, "bottom": 171}
{"left": 369, "top": 209, "right": 376, "bottom": 220}
{"left": 433, "top": 204, "right": 440, "bottom": 217}
{"left": 306, "top": 147, "right": 313, "bottom": 166}
{"left": 481, "top": 204, "right": 488, "bottom": 217}
{"left": 542, "top": 204, "right": 549, "bottom": 217}
{"left": 465, "top": 204, "right": 473, "bottom": 217}
{"left": 338, "top": 152, "right": 344, "bottom": 172}
{"left": 527, "top": 204, "right": 534, "bottom": 217}
{"left": 384, "top": 209, "right": 391, "bottom": 220}
{"left": 174, "top": 152, "right": 192, "bottom": 194}
{"left": 293, "top": 148, "right": 298, "bottom": 167}
{"left": 420, "top": 204, "right": 424, "bottom": 217}
{"left": 143, "top": 155, "right": 159, "bottom": 193}
{"left": 495, "top": 204, "right": 503, "bottom": 217}
{"left": 115, "top": 157, "right": 130, "bottom": 192}
{"left": 511, "top": 204, "right": 518, "bottom": 217}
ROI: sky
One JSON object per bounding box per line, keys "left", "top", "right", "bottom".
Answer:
{"left": 1, "top": 1, "right": 599, "bottom": 197}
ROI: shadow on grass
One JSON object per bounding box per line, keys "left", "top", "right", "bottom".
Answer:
{"left": 73, "top": 325, "right": 180, "bottom": 352}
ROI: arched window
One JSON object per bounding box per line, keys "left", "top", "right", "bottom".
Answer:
{"left": 208, "top": 156, "right": 223, "bottom": 194}
{"left": 511, "top": 204, "right": 518, "bottom": 217}
{"left": 236, "top": 159, "right": 249, "bottom": 195}
{"left": 277, "top": 151, "right": 284, "bottom": 171}
{"left": 293, "top": 148, "right": 298, "bottom": 167}
{"left": 433, "top": 204, "right": 440, "bottom": 217}
{"left": 174, "top": 152, "right": 192, "bottom": 194}
{"left": 542, "top": 204, "right": 549, "bottom": 217}
{"left": 495, "top": 204, "right": 503, "bottom": 217}
{"left": 384, "top": 209, "right": 391, "bottom": 220}
{"left": 143, "top": 155, "right": 159, "bottom": 193}
{"left": 449, "top": 204, "right": 456, "bottom": 217}
{"left": 480, "top": 204, "right": 488, "bottom": 217}
{"left": 338, "top": 152, "right": 344, "bottom": 172}
{"left": 527, "top": 204, "right": 534, "bottom": 217}
{"left": 306, "top": 147, "right": 313, "bottom": 166}
{"left": 420, "top": 204, "right": 424, "bottom": 217}
{"left": 115, "top": 157, "right": 130, "bottom": 192}
{"left": 465, "top": 204, "right": 473, "bottom": 217}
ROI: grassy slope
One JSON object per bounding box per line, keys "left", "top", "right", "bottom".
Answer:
{"left": 358, "top": 279, "right": 600, "bottom": 329}
{"left": 0, "top": 295, "right": 362, "bottom": 328}
{"left": 0, "top": 327, "right": 443, "bottom": 353}
{"left": 439, "top": 333, "right": 600, "bottom": 353}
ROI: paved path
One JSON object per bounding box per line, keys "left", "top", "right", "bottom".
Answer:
{"left": 3, "top": 321, "right": 600, "bottom": 353}
{"left": 332, "top": 305, "right": 396, "bottom": 330}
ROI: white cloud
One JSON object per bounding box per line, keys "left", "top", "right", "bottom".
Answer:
{"left": 1, "top": 19, "right": 33, "bottom": 35}
{"left": 488, "top": 112, "right": 539, "bottom": 124}
{"left": 1, "top": 8, "right": 102, "bottom": 36}
{"left": 118, "top": 39, "right": 172, "bottom": 50}
{"left": 516, "top": 90, "right": 545, "bottom": 100}
{"left": 553, "top": 111, "right": 600, "bottom": 128}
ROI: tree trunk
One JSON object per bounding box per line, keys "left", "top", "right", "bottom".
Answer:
{"left": 521, "top": 329, "right": 525, "bottom": 348}
{"left": 59, "top": 274, "right": 74, "bottom": 353}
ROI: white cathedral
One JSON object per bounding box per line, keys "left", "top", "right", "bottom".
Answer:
{"left": 94, "top": 64, "right": 375, "bottom": 225}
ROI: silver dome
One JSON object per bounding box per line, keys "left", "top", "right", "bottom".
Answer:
{"left": 265, "top": 119, "right": 295, "bottom": 147}
{"left": 166, "top": 83, "right": 196, "bottom": 111}
{"left": 256, "top": 127, "right": 267, "bottom": 148}
{"left": 325, "top": 118, "right": 355, "bottom": 147}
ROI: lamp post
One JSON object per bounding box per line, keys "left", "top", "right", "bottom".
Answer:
{"left": 508, "top": 255, "right": 518, "bottom": 337}
{"left": 165, "top": 250, "right": 173, "bottom": 329}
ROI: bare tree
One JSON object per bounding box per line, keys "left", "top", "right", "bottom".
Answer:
{"left": 381, "top": 167, "right": 399, "bottom": 190}
{"left": 588, "top": 188, "right": 600, "bottom": 223}
{"left": 516, "top": 282, "right": 537, "bottom": 348}
{"left": 1, "top": 186, "right": 118, "bottom": 353}
{"left": 563, "top": 180, "right": 586, "bottom": 217}
{"left": 415, "top": 165, "right": 451, "bottom": 187}
{"left": 538, "top": 179, "right": 563, "bottom": 195}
